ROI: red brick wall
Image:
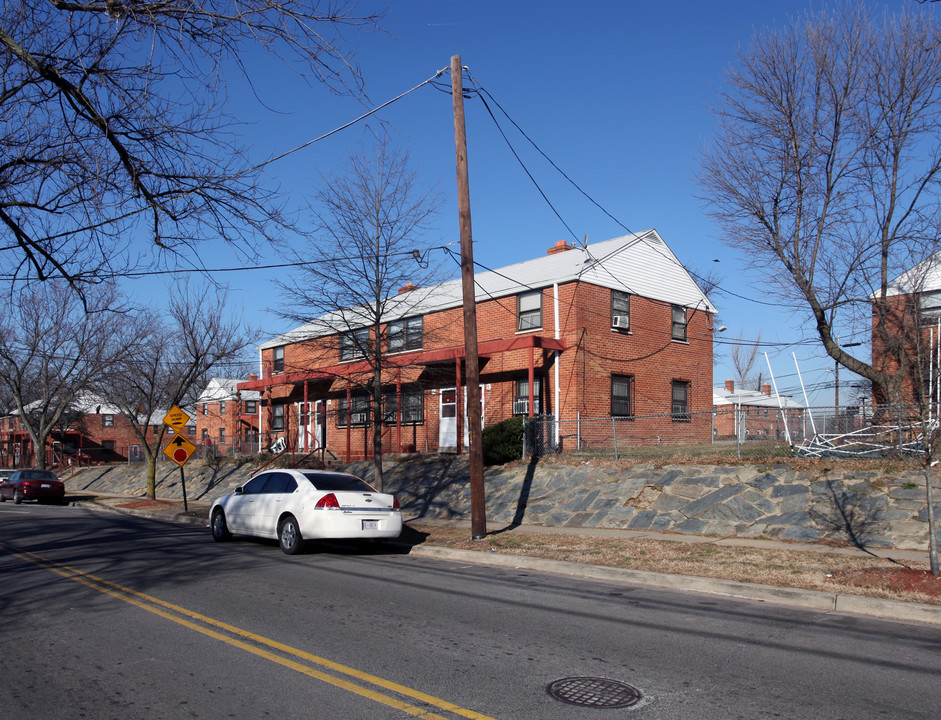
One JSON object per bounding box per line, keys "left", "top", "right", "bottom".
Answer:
{"left": 257, "top": 279, "right": 715, "bottom": 459}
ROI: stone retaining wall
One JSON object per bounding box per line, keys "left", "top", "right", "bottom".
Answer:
{"left": 69, "top": 456, "right": 940, "bottom": 551}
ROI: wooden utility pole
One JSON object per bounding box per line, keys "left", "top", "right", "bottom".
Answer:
{"left": 451, "top": 55, "right": 486, "bottom": 540}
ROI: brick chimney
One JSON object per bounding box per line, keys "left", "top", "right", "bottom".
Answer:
{"left": 762, "top": 383, "right": 772, "bottom": 395}
{"left": 398, "top": 282, "right": 416, "bottom": 294}
{"left": 725, "top": 379, "right": 734, "bottom": 392}
{"left": 247, "top": 374, "right": 258, "bottom": 382}
{"left": 547, "top": 240, "right": 574, "bottom": 256}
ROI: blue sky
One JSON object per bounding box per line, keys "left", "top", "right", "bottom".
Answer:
{"left": 124, "top": 0, "right": 907, "bottom": 405}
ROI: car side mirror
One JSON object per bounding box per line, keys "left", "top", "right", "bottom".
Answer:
{"left": 235, "top": 487, "right": 244, "bottom": 495}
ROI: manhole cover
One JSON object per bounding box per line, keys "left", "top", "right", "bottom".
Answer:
{"left": 546, "top": 677, "right": 642, "bottom": 709}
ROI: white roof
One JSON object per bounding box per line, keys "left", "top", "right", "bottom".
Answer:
{"left": 713, "top": 387, "right": 804, "bottom": 410}
{"left": 884, "top": 252, "right": 941, "bottom": 297}
{"left": 197, "top": 378, "right": 260, "bottom": 403}
{"left": 261, "top": 230, "right": 716, "bottom": 349}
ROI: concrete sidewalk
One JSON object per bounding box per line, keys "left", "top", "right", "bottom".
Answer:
{"left": 70, "top": 494, "right": 941, "bottom": 627}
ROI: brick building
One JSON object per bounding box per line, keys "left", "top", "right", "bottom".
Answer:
{"left": 195, "top": 377, "right": 261, "bottom": 454}
{"left": 0, "top": 392, "right": 195, "bottom": 468}
{"left": 872, "top": 253, "right": 941, "bottom": 408}
{"left": 239, "top": 231, "right": 718, "bottom": 461}
{"left": 713, "top": 380, "right": 805, "bottom": 441}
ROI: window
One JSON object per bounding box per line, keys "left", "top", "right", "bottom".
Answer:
{"left": 102, "top": 414, "right": 114, "bottom": 428}
{"left": 383, "top": 386, "right": 424, "bottom": 425}
{"left": 265, "top": 472, "right": 297, "bottom": 494}
{"left": 273, "top": 346, "right": 285, "bottom": 372}
{"left": 271, "top": 404, "right": 285, "bottom": 431}
{"left": 517, "top": 291, "right": 542, "bottom": 331}
{"left": 513, "top": 377, "right": 542, "bottom": 416}
{"left": 218, "top": 428, "right": 226, "bottom": 443}
{"left": 671, "top": 304, "right": 687, "bottom": 341}
{"left": 202, "top": 403, "right": 207, "bottom": 416}
{"left": 338, "top": 394, "right": 369, "bottom": 427}
{"left": 612, "top": 290, "right": 631, "bottom": 331}
{"left": 340, "top": 328, "right": 370, "bottom": 361}
{"left": 219, "top": 401, "right": 226, "bottom": 414}
{"left": 388, "top": 316, "right": 423, "bottom": 353}
{"left": 102, "top": 440, "right": 116, "bottom": 452}
{"left": 611, "top": 375, "right": 634, "bottom": 417}
{"left": 671, "top": 380, "right": 690, "bottom": 422}
{"left": 241, "top": 473, "right": 270, "bottom": 494}
{"left": 201, "top": 428, "right": 208, "bottom": 441}
{"left": 244, "top": 400, "right": 257, "bottom": 414}
{"left": 186, "top": 423, "right": 196, "bottom": 436}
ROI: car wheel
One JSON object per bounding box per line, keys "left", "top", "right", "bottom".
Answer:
{"left": 278, "top": 515, "right": 304, "bottom": 555}
{"left": 0, "top": 491, "right": 5, "bottom": 502}
{"left": 13, "top": 489, "right": 23, "bottom": 504}
{"left": 211, "top": 509, "right": 231, "bottom": 542}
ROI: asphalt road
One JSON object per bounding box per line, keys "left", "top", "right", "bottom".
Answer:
{"left": 1, "top": 503, "right": 940, "bottom": 719}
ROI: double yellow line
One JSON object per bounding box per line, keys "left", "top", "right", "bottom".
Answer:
{"left": 0, "top": 541, "right": 496, "bottom": 720}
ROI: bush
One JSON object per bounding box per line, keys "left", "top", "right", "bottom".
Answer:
{"left": 482, "top": 417, "right": 525, "bottom": 465}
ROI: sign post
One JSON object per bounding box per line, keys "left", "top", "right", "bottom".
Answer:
{"left": 162, "top": 406, "right": 195, "bottom": 512}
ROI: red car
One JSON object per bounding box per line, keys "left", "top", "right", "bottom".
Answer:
{"left": 0, "top": 469, "right": 66, "bottom": 505}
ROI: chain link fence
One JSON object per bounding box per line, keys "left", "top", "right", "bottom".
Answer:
{"left": 523, "top": 403, "right": 941, "bottom": 462}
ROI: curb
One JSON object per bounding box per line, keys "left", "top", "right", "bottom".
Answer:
{"left": 407, "top": 545, "right": 941, "bottom": 627}
{"left": 74, "top": 499, "right": 941, "bottom": 627}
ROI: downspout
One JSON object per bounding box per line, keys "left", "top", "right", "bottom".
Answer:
{"left": 258, "top": 346, "right": 264, "bottom": 454}
{"left": 554, "top": 282, "right": 560, "bottom": 448}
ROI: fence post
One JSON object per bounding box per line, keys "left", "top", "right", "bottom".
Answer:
{"left": 736, "top": 404, "right": 742, "bottom": 460}
{"left": 612, "top": 417, "right": 618, "bottom": 460}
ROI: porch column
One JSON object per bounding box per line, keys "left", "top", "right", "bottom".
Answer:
{"left": 396, "top": 374, "right": 402, "bottom": 453}
{"left": 346, "top": 384, "right": 352, "bottom": 463}
{"left": 303, "top": 380, "right": 309, "bottom": 452}
{"left": 455, "top": 358, "right": 463, "bottom": 453}
{"left": 528, "top": 346, "right": 535, "bottom": 418}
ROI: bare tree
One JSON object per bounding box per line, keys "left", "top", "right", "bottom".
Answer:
{"left": 277, "top": 142, "right": 443, "bottom": 491}
{"left": 0, "top": 1, "right": 383, "bottom": 288}
{"left": 730, "top": 333, "right": 763, "bottom": 391}
{"left": 698, "top": 4, "right": 941, "bottom": 405}
{"left": 96, "top": 283, "right": 253, "bottom": 499}
{"left": 0, "top": 281, "right": 134, "bottom": 469}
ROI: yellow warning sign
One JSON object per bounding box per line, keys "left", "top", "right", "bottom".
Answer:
{"left": 163, "top": 433, "right": 197, "bottom": 467}
{"left": 162, "top": 405, "right": 191, "bottom": 432}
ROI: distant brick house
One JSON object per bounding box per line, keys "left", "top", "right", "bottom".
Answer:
{"left": 195, "top": 378, "right": 261, "bottom": 453}
{"left": 0, "top": 392, "right": 196, "bottom": 468}
{"left": 872, "top": 254, "right": 941, "bottom": 408}
{"left": 713, "top": 380, "right": 805, "bottom": 441}
{"left": 239, "top": 231, "right": 718, "bottom": 462}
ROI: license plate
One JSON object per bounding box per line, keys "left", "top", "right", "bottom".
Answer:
{"left": 362, "top": 520, "right": 379, "bottom": 531}
{"left": 41, "top": 483, "right": 51, "bottom": 488}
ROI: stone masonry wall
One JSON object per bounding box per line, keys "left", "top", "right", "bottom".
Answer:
{"left": 69, "top": 456, "right": 941, "bottom": 552}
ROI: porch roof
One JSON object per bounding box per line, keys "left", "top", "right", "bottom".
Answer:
{"left": 236, "top": 334, "right": 565, "bottom": 393}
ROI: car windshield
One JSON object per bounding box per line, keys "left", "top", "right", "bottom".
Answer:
{"left": 301, "top": 472, "right": 375, "bottom": 492}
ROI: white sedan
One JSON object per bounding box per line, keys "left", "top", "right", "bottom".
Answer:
{"left": 209, "top": 469, "right": 402, "bottom": 554}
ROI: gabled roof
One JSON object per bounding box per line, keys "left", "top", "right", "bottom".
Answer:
{"left": 884, "top": 252, "right": 941, "bottom": 297}
{"left": 713, "top": 387, "right": 804, "bottom": 410}
{"left": 197, "top": 378, "right": 260, "bottom": 403}
{"left": 260, "top": 230, "right": 716, "bottom": 350}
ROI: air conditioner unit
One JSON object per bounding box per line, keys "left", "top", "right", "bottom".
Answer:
{"left": 612, "top": 315, "right": 629, "bottom": 329}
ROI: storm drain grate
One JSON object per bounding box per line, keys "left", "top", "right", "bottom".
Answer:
{"left": 546, "top": 677, "right": 642, "bottom": 709}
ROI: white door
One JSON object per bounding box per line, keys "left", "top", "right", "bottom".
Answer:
{"left": 296, "top": 402, "right": 308, "bottom": 451}
{"left": 313, "top": 400, "right": 325, "bottom": 450}
{"left": 439, "top": 389, "right": 457, "bottom": 450}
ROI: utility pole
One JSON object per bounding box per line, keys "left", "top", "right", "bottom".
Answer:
{"left": 451, "top": 55, "right": 486, "bottom": 540}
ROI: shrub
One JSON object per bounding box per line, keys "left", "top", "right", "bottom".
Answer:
{"left": 482, "top": 417, "right": 525, "bottom": 465}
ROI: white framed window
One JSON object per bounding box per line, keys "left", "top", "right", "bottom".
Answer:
{"left": 517, "top": 291, "right": 542, "bottom": 331}
{"left": 671, "top": 305, "right": 687, "bottom": 341}
{"left": 612, "top": 290, "right": 630, "bottom": 331}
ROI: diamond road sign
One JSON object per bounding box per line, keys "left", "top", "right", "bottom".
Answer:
{"left": 162, "top": 405, "right": 191, "bottom": 432}
{"left": 163, "top": 433, "right": 197, "bottom": 467}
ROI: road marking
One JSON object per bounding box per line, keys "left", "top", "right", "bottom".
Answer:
{"left": 0, "top": 541, "right": 497, "bottom": 720}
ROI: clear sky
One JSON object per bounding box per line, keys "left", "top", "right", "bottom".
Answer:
{"left": 122, "top": 0, "right": 908, "bottom": 406}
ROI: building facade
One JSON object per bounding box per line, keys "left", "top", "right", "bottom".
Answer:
{"left": 195, "top": 378, "right": 261, "bottom": 454}
{"left": 240, "top": 232, "right": 718, "bottom": 462}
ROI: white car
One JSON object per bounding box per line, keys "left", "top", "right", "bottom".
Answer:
{"left": 209, "top": 468, "right": 402, "bottom": 554}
